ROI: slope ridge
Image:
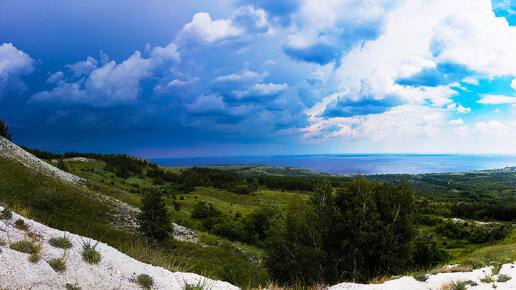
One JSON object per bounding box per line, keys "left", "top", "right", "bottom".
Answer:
{"left": 0, "top": 136, "right": 83, "bottom": 184}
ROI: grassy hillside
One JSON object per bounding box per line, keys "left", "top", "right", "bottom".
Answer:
{"left": 0, "top": 155, "right": 269, "bottom": 288}
{"left": 2, "top": 143, "right": 515, "bottom": 287}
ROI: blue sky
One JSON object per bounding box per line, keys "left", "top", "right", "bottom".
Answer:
{"left": 2, "top": 0, "right": 516, "bottom": 157}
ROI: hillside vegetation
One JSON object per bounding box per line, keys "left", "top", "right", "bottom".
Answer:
{"left": 1, "top": 139, "right": 514, "bottom": 288}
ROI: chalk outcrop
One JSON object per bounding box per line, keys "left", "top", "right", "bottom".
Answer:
{"left": 0, "top": 206, "right": 238, "bottom": 290}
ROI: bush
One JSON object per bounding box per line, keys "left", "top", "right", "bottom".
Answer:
{"left": 480, "top": 275, "right": 494, "bottom": 283}
{"left": 191, "top": 202, "right": 222, "bottom": 221}
{"left": 173, "top": 201, "right": 181, "bottom": 211}
{"left": 49, "top": 235, "right": 73, "bottom": 249}
{"left": 65, "top": 283, "right": 81, "bottom": 290}
{"left": 48, "top": 258, "right": 67, "bottom": 272}
{"left": 10, "top": 240, "right": 41, "bottom": 263}
{"left": 10, "top": 240, "right": 39, "bottom": 254}
{"left": 413, "top": 273, "right": 429, "bottom": 282}
{"left": 183, "top": 281, "right": 206, "bottom": 290}
{"left": 497, "top": 274, "right": 512, "bottom": 282}
{"left": 29, "top": 252, "right": 41, "bottom": 263}
{"left": 14, "top": 218, "right": 28, "bottom": 230}
{"left": 0, "top": 239, "right": 5, "bottom": 246}
{"left": 1, "top": 208, "right": 12, "bottom": 219}
{"left": 411, "top": 231, "right": 449, "bottom": 268}
{"left": 441, "top": 281, "right": 467, "bottom": 290}
{"left": 136, "top": 273, "right": 154, "bottom": 289}
{"left": 81, "top": 240, "right": 101, "bottom": 264}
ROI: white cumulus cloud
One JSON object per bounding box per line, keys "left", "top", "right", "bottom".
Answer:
{"left": 477, "top": 94, "right": 516, "bottom": 104}
{"left": 0, "top": 43, "right": 34, "bottom": 96}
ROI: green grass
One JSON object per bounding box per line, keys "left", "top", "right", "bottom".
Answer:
{"left": 10, "top": 239, "right": 41, "bottom": 263}
{"left": 449, "top": 227, "right": 516, "bottom": 267}
{"left": 10, "top": 240, "right": 39, "bottom": 255}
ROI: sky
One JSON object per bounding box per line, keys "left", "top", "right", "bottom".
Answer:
{"left": 2, "top": 0, "right": 516, "bottom": 157}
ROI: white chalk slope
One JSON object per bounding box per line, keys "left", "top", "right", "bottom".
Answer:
{"left": 330, "top": 263, "right": 516, "bottom": 289}
{"left": 0, "top": 136, "right": 83, "bottom": 184}
{"left": 0, "top": 206, "right": 238, "bottom": 290}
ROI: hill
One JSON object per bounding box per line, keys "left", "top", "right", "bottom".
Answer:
{"left": 0, "top": 136, "right": 266, "bottom": 288}
{"left": 2, "top": 136, "right": 515, "bottom": 288}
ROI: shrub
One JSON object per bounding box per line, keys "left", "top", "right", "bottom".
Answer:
{"left": 81, "top": 240, "right": 101, "bottom": 264}
{"left": 11, "top": 239, "right": 41, "bottom": 263}
{"left": 497, "top": 274, "right": 512, "bottom": 282}
{"left": 1, "top": 208, "right": 12, "bottom": 219}
{"left": 49, "top": 235, "right": 73, "bottom": 249}
{"left": 480, "top": 275, "right": 494, "bottom": 283}
{"left": 29, "top": 252, "right": 41, "bottom": 263}
{"left": 48, "top": 258, "right": 67, "bottom": 272}
{"left": 413, "top": 273, "right": 429, "bottom": 282}
{"left": 14, "top": 218, "right": 28, "bottom": 230}
{"left": 411, "top": 231, "right": 449, "bottom": 268}
{"left": 191, "top": 201, "right": 220, "bottom": 219}
{"left": 10, "top": 240, "right": 39, "bottom": 255}
{"left": 183, "top": 281, "right": 206, "bottom": 290}
{"left": 136, "top": 273, "right": 154, "bottom": 289}
{"left": 0, "top": 239, "right": 6, "bottom": 246}
{"left": 65, "top": 283, "right": 81, "bottom": 290}
{"left": 441, "top": 281, "right": 469, "bottom": 290}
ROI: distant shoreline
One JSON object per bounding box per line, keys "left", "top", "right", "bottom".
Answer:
{"left": 150, "top": 154, "right": 516, "bottom": 175}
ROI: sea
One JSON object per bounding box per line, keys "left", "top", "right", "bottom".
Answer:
{"left": 150, "top": 154, "right": 516, "bottom": 175}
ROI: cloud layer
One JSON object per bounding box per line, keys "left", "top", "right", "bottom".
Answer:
{"left": 3, "top": 0, "right": 516, "bottom": 155}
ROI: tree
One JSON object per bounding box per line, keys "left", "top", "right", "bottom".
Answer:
{"left": 264, "top": 177, "right": 418, "bottom": 285}
{"left": 264, "top": 179, "right": 336, "bottom": 285}
{"left": 138, "top": 188, "right": 171, "bottom": 240}
{"left": 57, "top": 158, "right": 68, "bottom": 172}
{"left": 0, "top": 120, "right": 12, "bottom": 141}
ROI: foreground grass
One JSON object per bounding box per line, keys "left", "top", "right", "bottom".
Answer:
{"left": 0, "top": 156, "right": 269, "bottom": 287}
{"left": 452, "top": 228, "right": 516, "bottom": 266}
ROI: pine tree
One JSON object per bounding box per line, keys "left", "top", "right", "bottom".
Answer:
{"left": 0, "top": 120, "right": 12, "bottom": 141}
{"left": 138, "top": 188, "right": 172, "bottom": 240}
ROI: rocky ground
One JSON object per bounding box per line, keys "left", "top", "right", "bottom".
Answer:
{"left": 0, "top": 206, "right": 237, "bottom": 290}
